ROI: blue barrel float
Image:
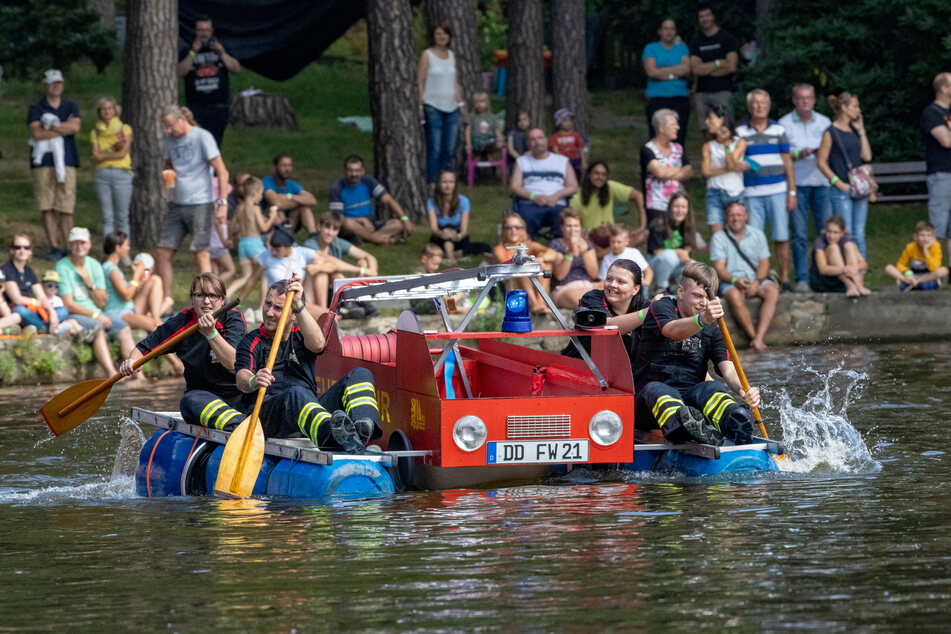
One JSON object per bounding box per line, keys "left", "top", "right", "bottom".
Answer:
{"left": 136, "top": 429, "right": 395, "bottom": 499}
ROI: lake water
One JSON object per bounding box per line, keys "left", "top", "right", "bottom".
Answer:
{"left": 2, "top": 342, "right": 949, "bottom": 630}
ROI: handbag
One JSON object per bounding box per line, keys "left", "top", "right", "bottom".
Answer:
{"left": 830, "top": 126, "right": 878, "bottom": 199}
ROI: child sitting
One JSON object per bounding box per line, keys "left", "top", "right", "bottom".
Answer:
{"left": 810, "top": 216, "right": 871, "bottom": 296}
{"left": 598, "top": 225, "right": 653, "bottom": 293}
{"left": 550, "top": 108, "right": 587, "bottom": 177}
{"left": 466, "top": 91, "right": 504, "bottom": 159}
{"left": 227, "top": 176, "right": 278, "bottom": 302}
{"left": 303, "top": 211, "right": 380, "bottom": 314}
{"left": 39, "top": 270, "right": 84, "bottom": 335}
{"left": 884, "top": 220, "right": 949, "bottom": 290}
{"left": 506, "top": 110, "right": 531, "bottom": 168}
{"left": 411, "top": 244, "right": 468, "bottom": 315}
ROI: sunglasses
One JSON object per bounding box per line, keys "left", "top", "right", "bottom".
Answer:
{"left": 44, "top": 283, "right": 59, "bottom": 290}
{"left": 504, "top": 225, "right": 524, "bottom": 230}
{"left": 11, "top": 245, "right": 31, "bottom": 250}
{"left": 191, "top": 293, "right": 223, "bottom": 301}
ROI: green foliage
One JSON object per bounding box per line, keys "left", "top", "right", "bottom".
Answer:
{"left": 12, "top": 333, "right": 63, "bottom": 376}
{"left": 477, "top": 0, "right": 508, "bottom": 70}
{"left": 33, "top": 349, "right": 65, "bottom": 376}
{"left": 741, "top": 0, "right": 951, "bottom": 162}
{"left": 0, "top": 0, "right": 116, "bottom": 79}
{"left": 0, "top": 351, "right": 17, "bottom": 384}
{"left": 73, "top": 340, "right": 93, "bottom": 365}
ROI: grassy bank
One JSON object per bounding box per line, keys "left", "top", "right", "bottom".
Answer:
{"left": 0, "top": 58, "right": 930, "bottom": 305}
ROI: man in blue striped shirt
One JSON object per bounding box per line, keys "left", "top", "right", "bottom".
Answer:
{"left": 736, "top": 89, "right": 796, "bottom": 291}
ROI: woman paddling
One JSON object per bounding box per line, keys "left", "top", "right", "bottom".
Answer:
{"left": 119, "top": 273, "right": 247, "bottom": 426}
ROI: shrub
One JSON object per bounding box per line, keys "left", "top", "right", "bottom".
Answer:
{"left": 0, "top": 351, "right": 17, "bottom": 384}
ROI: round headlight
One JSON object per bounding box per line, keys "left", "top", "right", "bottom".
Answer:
{"left": 589, "top": 410, "right": 622, "bottom": 446}
{"left": 452, "top": 415, "right": 487, "bottom": 452}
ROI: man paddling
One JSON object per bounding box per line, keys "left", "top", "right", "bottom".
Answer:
{"left": 631, "top": 261, "right": 760, "bottom": 445}
{"left": 119, "top": 273, "right": 247, "bottom": 427}
{"left": 233, "top": 276, "right": 383, "bottom": 452}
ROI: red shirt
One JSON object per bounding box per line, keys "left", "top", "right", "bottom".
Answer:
{"left": 550, "top": 131, "right": 585, "bottom": 161}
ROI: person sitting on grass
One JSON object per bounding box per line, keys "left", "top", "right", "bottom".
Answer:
{"left": 493, "top": 212, "right": 561, "bottom": 314}
{"left": 410, "top": 243, "right": 469, "bottom": 316}
{"left": 1, "top": 234, "right": 56, "bottom": 335}
{"left": 598, "top": 224, "right": 653, "bottom": 295}
{"left": 549, "top": 208, "right": 602, "bottom": 310}
{"left": 226, "top": 176, "right": 277, "bottom": 301}
{"left": 466, "top": 91, "right": 504, "bottom": 160}
{"left": 55, "top": 227, "right": 132, "bottom": 377}
{"left": 426, "top": 170, "right": 492, "bottom": 265}
{"left": 329, "top": 155, "right": 413, "bottom": 246}
{"left": 303, "top": 211, "right": 380, "bottom": 315}
{"left": 809, "top": 215, "right": 871, "bottom": 296}
{"left": 885, "top": 220, "right": 949, "bottom": 291}
{"left": 570, "top": 161, "right": 647, "bottom": 255}
{"left": 101, "top": 231, "right": 167, "bottom": 334}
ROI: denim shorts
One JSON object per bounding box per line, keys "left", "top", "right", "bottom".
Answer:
{"left": 746, "top": 192, "right": 789, "bottom": 241}
{"left": 706, "top": 188, "right": 744, "bottom": 227}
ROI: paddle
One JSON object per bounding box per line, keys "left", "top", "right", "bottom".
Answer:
{"left": 717, "top": 317, "right": 784, "bottom": 458}
{"left": 41, "top": 298, "right": 240, "bottom": 437}
{"left": 214, "top": 285, "right": 296, "bottom": 499}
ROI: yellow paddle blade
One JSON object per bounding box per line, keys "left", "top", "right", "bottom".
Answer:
{"left": 41, "top": 379, "right": 114, "bottom": 436}
{"left": 214, "top": 416, "right": 265, "bottom": 499}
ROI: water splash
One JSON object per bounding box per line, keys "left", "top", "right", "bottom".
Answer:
{"left": 0, "top": 476, "right": 135, "bottom": 505}
{"left": 112, "top": 417, "right": 147, "bottom": 479}
{"left": 770, "top": 364, "right": 880, "bottom": 474}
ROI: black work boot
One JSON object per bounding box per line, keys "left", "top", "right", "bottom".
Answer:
{"left": 330, "top": 410, "right": 365, "bottom": 454}
{"left": 353, "top": 418, "right": 375, "bottom": 445}
{"left": 722, "top": 409, "right": 754, "bottom": 445}
{"left": 678, "top": 405, "right": 724, "bottom": 446}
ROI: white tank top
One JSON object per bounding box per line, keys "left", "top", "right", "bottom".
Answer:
{"left": 422, "top": 49, "right": 458, "bottom": 113}
{"left": 706, "top": 138, "right": 745, "bottom": 197}
{"left": 517, "top": 153, "right": 570, "bottom": 201}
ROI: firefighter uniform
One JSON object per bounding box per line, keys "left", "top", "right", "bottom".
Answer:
{"left": 233, "top": 324, "right": 383, "bottom": 448}
{"left": 136, "top": 307, "right": 247, "bottom": 429}
{"left": 632, "top": 296, "right": 753, "bottom": 444}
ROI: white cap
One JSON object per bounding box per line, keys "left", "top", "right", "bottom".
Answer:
{"left": 43, "top": 69, "right": 64, "bottom": 84}
{"left": 67, "top": 227, "right": 90, "bottom": 243}
{"left": 134, "top": 253, "right": 155, "bottom": 269}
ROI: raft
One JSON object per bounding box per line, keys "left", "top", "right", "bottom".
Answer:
{"left": 627, "top": 430, "right": 781, "bottom": 475}
{"left": 130, "top": 408, "right": 422, "bottom": 499}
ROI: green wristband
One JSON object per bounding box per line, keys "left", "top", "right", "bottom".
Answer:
{"left": 830, "top": 176, "right": 839, "bottom": 186}
{"left": 205, "top": 329, "right": 218, "bottom": 341}
{"left": 529, "top": 193, "right": 536, "bottom": 201}
{"left": 637, "top": 309, "right": 646, "bottom": 321}
{"left": 248, "top": 375, "right": 255, "bottom": 390}
{"left": 695, "top": 314, "right": 704, "bottom": 328}
{"left": 904, "top": 270, "right": 914, "bottom": 276}
{"left": 731, "top": 276, "right": 738, "bottom": 285}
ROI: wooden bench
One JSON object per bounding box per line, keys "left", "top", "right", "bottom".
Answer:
{"left": 870, "top": 161, "right": 927, "bottom": 203}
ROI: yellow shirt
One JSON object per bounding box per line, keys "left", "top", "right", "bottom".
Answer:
{"left": 896, "top": 240, "right": 942, "bottom": 273}
{"left": 90, "top": 118, "right": 132, "bottom": 171}
{"left": 569, "top": 180, "right": 634, "bottom": 230}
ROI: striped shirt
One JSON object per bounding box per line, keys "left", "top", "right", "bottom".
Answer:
{"left": 517, "top": 153, "right": 570, "bottom": 202}
{"left": 736, "top": 120, "right": 789, "bottom": 197}
{"left": 328, "top": 175, "right": 387, "bottom": 218}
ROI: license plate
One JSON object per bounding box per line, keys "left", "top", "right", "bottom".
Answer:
{"left": 486, "top": 440, "right": 589, "bottom": 464}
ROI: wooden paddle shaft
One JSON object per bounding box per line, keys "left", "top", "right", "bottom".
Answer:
{"left": 57, "top": 299, "right": 240, "bottom": 417}
{"left": 716, "top": 316, "right": 768, "bottom": 438}
{"left": 231, "top": 289, "right": 296, "bottom": 488}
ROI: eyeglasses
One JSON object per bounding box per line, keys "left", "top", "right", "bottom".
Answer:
{"left": 191, "top": 293, "right": 223, "bottom": 301}
{"left": 504, "top": 225, "right": 524, "bottom": 230}
{"left": 11, "top": 245, "right": 31, "bottom": 250}
{"left": 44, "top": 283, "right": 59, "bottom": 289}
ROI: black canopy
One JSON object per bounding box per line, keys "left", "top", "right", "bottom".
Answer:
{"left": 179, "top": 0, "right": 367, "bottom": 81}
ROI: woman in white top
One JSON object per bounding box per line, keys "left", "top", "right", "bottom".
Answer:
{"left": 701, "top": 104, "right": 749, "bottom": 234}
{"left": 418, "top": 23, "right": 466, "bottom": 185}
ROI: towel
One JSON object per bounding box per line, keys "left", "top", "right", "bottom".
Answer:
{"left": 28, "top": 113, "right": 66, "bottom": 182}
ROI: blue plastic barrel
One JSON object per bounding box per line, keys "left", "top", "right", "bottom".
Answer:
{"left": 203, "top": 445, "right": 279, "bottom": 497}
{"left": 265, "top": 458, "right": 394, "bottom": 499}
{"left": 136, "top": 429, "right": 210, "bottom": 497}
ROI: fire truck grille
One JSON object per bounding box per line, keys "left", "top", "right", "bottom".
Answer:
{"left": 506, "top": 415, "right": 571, "bottom": 439}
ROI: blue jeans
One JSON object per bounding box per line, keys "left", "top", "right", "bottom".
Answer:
{"left": 13, "top": 305, "right": 48, "bottom": 331}
{"left": 423, "top": 105, "right": 461, "bottom": 184}
{"left": 94, "top": 167, "right": 133, "bottom": 236}
{"left": 705, "top": 188, "right": 744, "bottom": 228}
{"left": 791, "top": 185, "right": 832, "bottom": 282}
{"left": 514, "top": 200, "right": 564, "bottom": 239}
{"left": 830, "top": 189, "right": 869, "bottom": 258}
{"left": 926, "top": 172, "right": 951, "bottom": 238}
{"left": 649, "top": 249, "right": 685, "bottom": 292}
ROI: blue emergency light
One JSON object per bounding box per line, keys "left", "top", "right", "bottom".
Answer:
{"left": 501, "top": 289, "right": 532, "bottom": 332}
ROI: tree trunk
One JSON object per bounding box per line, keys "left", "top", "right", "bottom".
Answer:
{"left": 88, "top": 0, "right": 116, "bottom": 30}
{"left": 425, "top": 0, "right": 481, "bottom": 100}
{"left": 505, "top": 0, "right": 545, "bottom": 132}
{"left": 551, "top": 0, "right": 590, "bottom": 141}
{"left": 122, "top": 0, "right": 177, "bottom": 249}
{"left": 367, "top": 0, "right": 427, "bottom": 224}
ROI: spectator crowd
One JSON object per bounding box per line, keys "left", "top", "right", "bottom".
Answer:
{"left": 12, "top": 6, "right": 951, "bottom": 381}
